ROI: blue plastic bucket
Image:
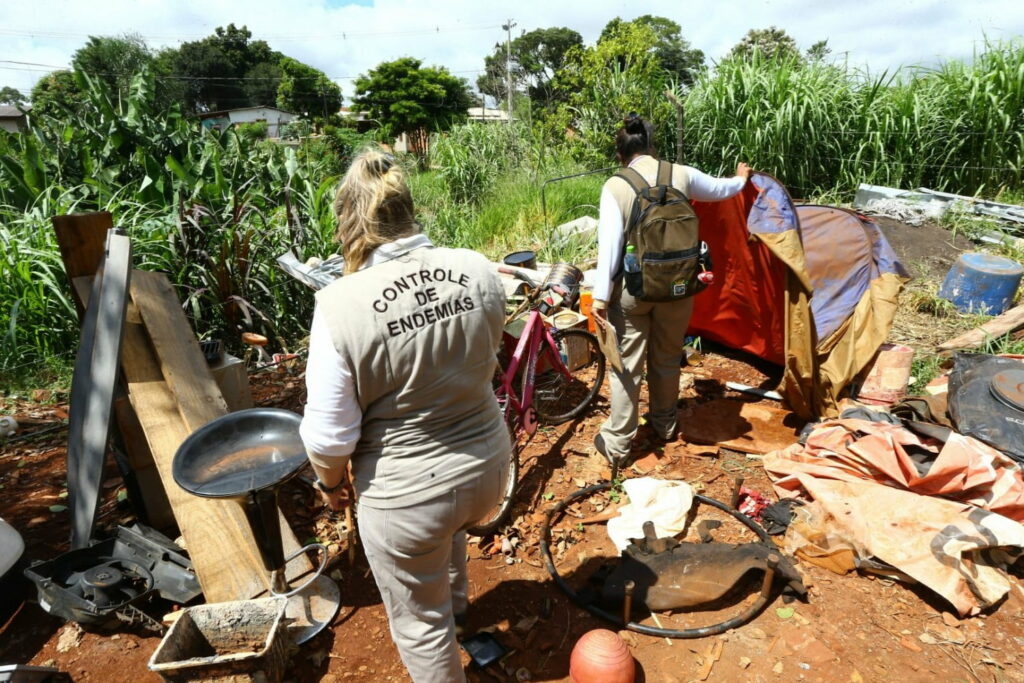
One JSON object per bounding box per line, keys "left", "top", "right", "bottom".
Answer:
{"left": 938, "top": 253, "right": 1023, "bottom": 315}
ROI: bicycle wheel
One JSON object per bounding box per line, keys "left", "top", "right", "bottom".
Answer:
{"left": 532, "top": 328, "right": 606, "bottom": 425}
{"left": 467, "top": 408, "right": 521, "bottom": 537}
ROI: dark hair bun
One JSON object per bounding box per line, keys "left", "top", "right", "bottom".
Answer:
{"left": 623, "top": 112, "right": 646, "bottom": 136}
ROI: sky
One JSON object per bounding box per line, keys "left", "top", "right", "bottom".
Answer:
{"left": 1, "top": 0, "right": 1022, "bottom": 100}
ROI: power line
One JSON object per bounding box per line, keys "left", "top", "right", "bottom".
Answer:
{"left": 0, "top": 61, "right": 485, "bottom": 82}
{"left": 0, "top": 24, "right": 503, "bottom": 43}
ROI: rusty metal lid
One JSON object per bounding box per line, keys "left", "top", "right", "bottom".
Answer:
{"left": 990, "top": 369, "right": 1024, "bottom": 412}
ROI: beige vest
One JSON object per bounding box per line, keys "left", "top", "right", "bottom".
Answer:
{"left": 605, "top": 156, "right": 692, "bottom": 227}
{"left": 316, "top": 241, "right": 508, "bottom": 508}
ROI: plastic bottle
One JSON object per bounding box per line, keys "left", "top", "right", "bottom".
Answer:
{"left": 624, "top": 245, "right": 640, "bottom": 273}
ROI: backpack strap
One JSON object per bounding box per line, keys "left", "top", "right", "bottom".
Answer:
{"left": 656, "top": 159, "right": 673, "bottom": 187}
{"left": 614, "top": 167, "right": 649, "bottom": 196}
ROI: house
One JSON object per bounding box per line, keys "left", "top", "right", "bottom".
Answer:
{"left": 197, "top": 106, "right": 298, "bottom": 138}
{"left": 467, "top": 107, "right": 510, "bottom": 123}
{"left": 0, "top": 104, "right": 30, "bottom": 133}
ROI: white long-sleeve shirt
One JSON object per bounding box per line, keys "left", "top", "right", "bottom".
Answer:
{"left": 593, "top": 156, "right": 747, "bottom": 303}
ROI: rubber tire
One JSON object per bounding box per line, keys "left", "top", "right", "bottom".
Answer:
{"left": 532, "top": 328, "right": 606, "bottom": 425}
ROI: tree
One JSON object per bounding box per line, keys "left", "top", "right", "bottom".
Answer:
{"left": 30, "top": 70, "right": 86, "bottom": 118}
{"left": 806, "top": 40, "right": 832, "bottom": 62}
{"left": 477, "top": 27, "right": 583, "bottom": 110}
{"left": 729, "top": 26, "right": 801, "bottom": 62}
{"left": 353, "top": 57, "right": 471, "bottom": 154}
{"left": 157, "top": 24, "right": 284, "bottom": 113}
{"left": 0, "top": 87, "right": 27, "bottom": 106}
{"left": 600, "top": 16, "right": 705, "bottom": 86}
{"left": 551, "top": 21, "right": 673, "bottom": 162}
{"left": 243, "top": 61, "right": 284, "bottom": 107}
{"left": 72, "top": 34, "right": 153, "bottom": 104}
{"left": 275, "top": 57, "right": 342, "bottom": 119}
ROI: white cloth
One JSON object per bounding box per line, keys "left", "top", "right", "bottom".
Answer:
{"left": 299, "top": 233, "right": 435, "bottom": 464}
{"left": 593, "top": 157, "right": 747, "bottom": 302}
{"left": 606, "top": 477, "right": 695, "bottom": 552}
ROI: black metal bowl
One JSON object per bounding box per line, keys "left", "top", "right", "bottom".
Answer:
{"left": 172, "top": 408, "right": 308, "bottom": 499}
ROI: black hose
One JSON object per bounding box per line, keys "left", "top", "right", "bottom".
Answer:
{"left": 539, "top": 481, "right": 777, "bottom": 638}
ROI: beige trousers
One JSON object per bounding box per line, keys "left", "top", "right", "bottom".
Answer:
{"left": 357, "top": 463, "right": 506, "bottom": 683}
{"left": 599, "top": 284, "right": 695, "bottom": 458}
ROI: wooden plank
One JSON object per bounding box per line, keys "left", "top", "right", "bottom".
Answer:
{"left": 66, "top": 231, "right": 132, "bottom": 549}
{"left": 937, "top": 303, "right": 1024, "bottom": 352}
{"left": 125, "top": 270, "right": 311, "bottom": 601}
{"left": 75, "top": 276, "right": 173, "bottom": 530}
{"left": 130, "top": 270, "right": 229, "bottom": 431}
{"left": 52, "top": 212, "right": 114, "bottom": 317}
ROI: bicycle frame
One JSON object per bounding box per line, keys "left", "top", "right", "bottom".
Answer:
{"left": 497, "top": 309, "right": 574, "bottom": 440}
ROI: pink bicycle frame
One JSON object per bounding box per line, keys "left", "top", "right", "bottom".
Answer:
{"left": 498, "top": 309, "right": 574, "bottom": 438}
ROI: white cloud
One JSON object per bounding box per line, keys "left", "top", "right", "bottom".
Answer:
{"left": 1, "top": 0, "right": 1021, "bottom": 97}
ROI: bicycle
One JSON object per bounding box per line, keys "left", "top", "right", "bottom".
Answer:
{"left": 469, "top": 266, "right": 607, "bottom": 535}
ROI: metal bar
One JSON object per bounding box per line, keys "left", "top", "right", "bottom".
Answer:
{"left": 67, "top": 228, "right": 132, "bottom": 549}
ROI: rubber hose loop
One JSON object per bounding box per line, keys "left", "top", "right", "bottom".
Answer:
{"left": 538, "top": 482, "right": 778, "bottom": 638}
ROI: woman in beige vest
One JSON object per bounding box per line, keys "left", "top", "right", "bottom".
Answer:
{"left": 299, "top": 148, "right": 510, "bottom": 682}
{"left": 592, "top": 114, "right": 750, "bottom": 463}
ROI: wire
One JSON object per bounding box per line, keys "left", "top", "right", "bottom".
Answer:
{"left": 0, "top": 23, "right": 503, "bottom": 43}
{"left": 0, "top": 60, "right": 485, "bottom": 82}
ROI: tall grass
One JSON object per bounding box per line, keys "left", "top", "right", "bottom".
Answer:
{"left": 683, "top": 41, "right": 1024, "bottom": 197}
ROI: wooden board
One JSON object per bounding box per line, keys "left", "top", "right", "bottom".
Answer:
{"left": 679, "top": 398, "right": 805, "bottom": 455}
{"left": 52, "top": 212, "right": 114, "bottom": 317}
{"left": 73, "top": 277, "right": 174, "bottom": 529}
{"left": 938, "top": 303, "right": 1024, "bottom": 352}
{"left": 125, "top": 270, "right": 311, "bottom": 602}
{"left": 130, "top": 270, "right": 230, "bottom": 431}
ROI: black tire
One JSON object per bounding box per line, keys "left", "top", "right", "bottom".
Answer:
{"left": 532, "top": 328, "right": 606, "bottom": 425}
{"left": 467, "top": 412, "right": 521, "bottom": 537}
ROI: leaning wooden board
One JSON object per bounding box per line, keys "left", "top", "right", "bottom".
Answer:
{"left": 78, "top": 269, "right": 312, "bottom": 602}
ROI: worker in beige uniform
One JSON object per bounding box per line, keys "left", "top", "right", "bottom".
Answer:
{"left": 592, "top": 114, "right": 751, "bottom": 464}
{"left": 299, "top": 148, "right": 510, "bottom": 683}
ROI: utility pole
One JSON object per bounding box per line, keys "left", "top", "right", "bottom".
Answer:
{"left": 665, "top": 89, "right": 685, "bottom": 163}
{"left": 502, "top": 19, "right": 516, "bottom": 124}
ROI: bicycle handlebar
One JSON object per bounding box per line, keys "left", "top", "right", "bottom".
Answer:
{"left": 496, "top": 265, "right": 539, "bottom": 290}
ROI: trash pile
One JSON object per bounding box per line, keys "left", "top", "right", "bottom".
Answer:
{"left": 763, "top": 355, "right": 1024, "bottom": 616}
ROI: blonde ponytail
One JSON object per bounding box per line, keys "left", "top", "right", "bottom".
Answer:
{"left": 333, "top": 147, "right": 418, "bottom": 274}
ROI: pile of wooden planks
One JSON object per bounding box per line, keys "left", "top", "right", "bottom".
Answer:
{"left": 54, "top": 213, "right": 311, "bottom": 603}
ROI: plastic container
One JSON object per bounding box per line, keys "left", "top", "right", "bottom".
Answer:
{"left": 938, "top": 252, "right": 1024, "bottom": 315}
{"left": 579, "top": 291, "right": 596, "bottom": 333}
{"left": 857, "top": 343, "right": 914, "bottom": 406}
{"left": 503, "top": 250, "right": 537, "bottom": 270}
{"left": 149, "top": 598, "right": 288, "bottom": 683}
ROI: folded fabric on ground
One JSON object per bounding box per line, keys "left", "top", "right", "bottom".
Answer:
{"left": 764, "top": 418, "right": 1024, "bottom": 615}
{"left": 607, "top": 478, "right": 695, "bottom": 552}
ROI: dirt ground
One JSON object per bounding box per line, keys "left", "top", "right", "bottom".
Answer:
{"left": 2, "top": 217, "right": 1024, "bottom": 682}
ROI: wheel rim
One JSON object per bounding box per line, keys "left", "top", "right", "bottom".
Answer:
{"left": 532, "top": 329, "right": 605, "bottom": 423}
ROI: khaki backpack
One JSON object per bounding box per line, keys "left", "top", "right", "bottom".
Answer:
{"left": 615, "top": 159, "right": 709, "bottom": 302}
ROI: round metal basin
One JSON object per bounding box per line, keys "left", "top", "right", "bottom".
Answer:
{"left": 172, "top": 408, "right": 308, "bottom": 499}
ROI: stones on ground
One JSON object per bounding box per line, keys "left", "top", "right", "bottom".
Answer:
{"left": 56, "top": 624, "right": 83, "bottom": 653}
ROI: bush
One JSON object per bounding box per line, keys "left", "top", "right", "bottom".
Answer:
{"left": 236, "top": 120, "right": 269, "bottom": 141}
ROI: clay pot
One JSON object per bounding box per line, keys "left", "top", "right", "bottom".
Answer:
{"left": 568, "top": 629, "right": 635, "bottom": 683}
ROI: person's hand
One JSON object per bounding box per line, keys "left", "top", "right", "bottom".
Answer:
{"left": 319, "top": 481, "right": 353, "bottom": 512}
{"left": 591, "top": 301, "right": 609, "bottom": 329}
{"left": 735, "top": 162, "right": 752, "bottom": 180}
